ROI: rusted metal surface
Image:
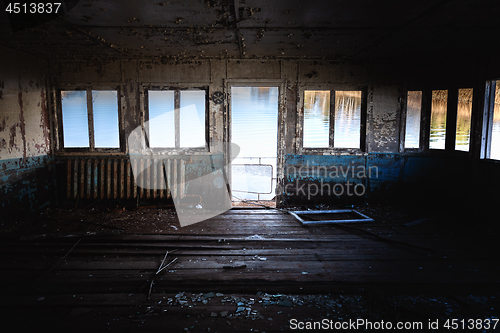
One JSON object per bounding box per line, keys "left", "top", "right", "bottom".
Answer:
{"left": 93, "top": 159, "right": 98, "bottom": 199}
{"left": 113, "top": 159, "right": 118, "bottom": 199}
{"left": 165, "top": 159, "right": 172, "bottom": 199}
{"left": 73, "top": 160, "right": 78, "bottom": 199}
{"left": 106, "top": 159, "right": 111, "bottom": 199}
{"left": 66, "top": 160, "right": 71, "bottom": 199}
{"left": 86, "top": 159, "right": 91, "bottom": 199}
{"left": 79, "top": 160, "right": 85, "bottom": 199}
{"left": 61, "top": 156, "right": 189, "bottom": 201}
{"left": 100, "top": 159, "right": 105, "bottom": 199}
{"left": 120, "top": 159, "right": 125, "bottom": 199}
{"left": 159, "top": 161, "right": 165, "bottom": 199}
{"left": 152, "top": 159, "right": 158, "bottom": 199}
{"left": 132, "top": 160, "right": 138, "bottom": 199}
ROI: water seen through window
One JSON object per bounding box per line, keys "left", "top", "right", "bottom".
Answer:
{"left": 405, "top": 91, "right": 422, "bottom": 149}
{"left": 231, "top": 87, "right": 278, "bottom": 201}
{"left": 455, "top": 88, "right": 473, "bottom": 152}
{"left": 430, "top": 90, "right": 447, "bottom": 150}
{"left": 334, "top": 91, "right": 361, "bottom": 149}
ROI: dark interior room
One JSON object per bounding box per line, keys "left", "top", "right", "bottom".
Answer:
{"left": 1, "top": 0, "right": 500, "bottom": 331}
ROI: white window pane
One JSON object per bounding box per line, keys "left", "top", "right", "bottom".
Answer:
{"left": 490, "top": 83, "right": 500, "bottom": 160}
{"left": 92, "top": 90, "right": 119, "bottom": 148}
{"left": 303, "top": 90, "right": 330, "bottom": 148}
{"left": 405, "top": 91, "right": 422, "bottom": 149}
{"left": 455, "top": 88, "right": 473, "bottom": 152}
{"left": 334, "top": 91, "right": 361, "bottom": 148}
{"left": 231, "top": 87, "right": 279, "bottom": 159}
{"left": 230, "top": 87, "right": 278, "bottom": 200}
{"left": 430, "top": 90, "right": 447, "bottom": 149}
{"left": 61, "top": 90, "right": 89, "bottom": 148}
{"left": 180, "top": 90, "right": 206, "bottom": 148}
{"left": 148, "top": 91, "right": 175, "bottom": 148}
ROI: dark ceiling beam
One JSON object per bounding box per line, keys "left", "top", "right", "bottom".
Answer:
{"left": 232, "top": 0, "right": 246, "bottom": 58}
{"left": 61, "top": 25, "right": 394, "bottom": 31}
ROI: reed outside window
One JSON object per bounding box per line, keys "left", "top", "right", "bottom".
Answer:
{"left": 303, "top": 89, "right": 363, "bottom": 149}
{"left": 429, "top": 90, "right": 448, "bottom": 150}
{"left": 455, "top": 88, "right": 473, "bottom": 152}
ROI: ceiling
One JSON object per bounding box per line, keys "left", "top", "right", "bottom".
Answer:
{"left": 1, "top": 0, "right": 500, "bottom": 62}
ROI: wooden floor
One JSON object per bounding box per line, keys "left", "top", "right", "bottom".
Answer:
{"left": 1, "top": 207, "right": 499, "bottom": 331}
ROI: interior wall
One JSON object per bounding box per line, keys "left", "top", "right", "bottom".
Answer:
{"left": 49, "top": 58, "right": 500, "bottom": 208}
{"left": 0, "top": 47, "right": 52, "bottom": 214}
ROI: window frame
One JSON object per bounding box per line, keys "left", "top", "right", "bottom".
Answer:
{"left": 481, "top": 80, "right": 498, "bottom": 160}
{"left": 428, "top": 89, "right": 450, "bottom": 151}
{"left": 56, "top": 85, "right": 123, "bottom": 153}
{"left": 454, "top": 87, "right": 474, "bottom": 153}
{"left": 401, "top": 88, "right": 476, "bottom": 155}
{"left": 401, "top": 90, "right": 425, "bottom": 152}
{"left": 297, "top": 85, "right": 367, "bottom": 154}
{"left": 143, "top": 85, "right": 209, "bottom": 153}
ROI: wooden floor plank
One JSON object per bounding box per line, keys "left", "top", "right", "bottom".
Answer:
{"left": 1, "top": 208, "right": 499, "bottom": 301}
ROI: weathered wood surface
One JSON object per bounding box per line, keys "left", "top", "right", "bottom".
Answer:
{"left": 1, "top": 208, "right": 499, "bottom": 296}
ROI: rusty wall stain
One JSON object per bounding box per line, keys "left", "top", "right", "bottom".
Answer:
{"left": 39, "top": 88, "right": 51, "bottom": 155}
{"left": 17, "top": 88, "right": 27, "bottom": 164}
{"left": 9, "top": 125, "right": 17, "bottom": 151}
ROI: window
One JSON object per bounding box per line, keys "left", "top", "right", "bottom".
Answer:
{"left": 429, "top": 90, "right": 447, "bottom": 150}
{"left": 491, "top": 84, "right": 500, "bottom": 159}
{"left": 303, "top": 90, "right": 330, "bottom": 148}
{"left": 148, "top": 90, "right": 175, "bottom": 147}
{"left": 61, "top": 91, "right": 89, "bottom": 148}
{"left": 61, "top": 89, "right": 120, "bottom": 149}
{"left": 482, "top": 80, "right": 500, "bottom": 160}
{"left": 404, "top": 91, "right": 422, "bottom": 149}
{"left": 303, "top": 89, "right": 364, "bottom": 149}
{"left": 147, "top": 89, "right": 206, "bottom": 149}
{"left": 455, "top": 88, "right": 473, "bottom": 152}
{"left": 334, "top": 91, "right": 362, "bottom": 148}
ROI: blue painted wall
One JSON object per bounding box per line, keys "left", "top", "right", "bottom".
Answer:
{"left": 1, "top": 155, "right": 54, "bottom": 216}
{"left": 283, "top": 153, "right": 499, "bottom": 206}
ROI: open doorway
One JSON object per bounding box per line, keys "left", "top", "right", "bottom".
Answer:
{"left": 230, "top": 86, "right": 279, "bottom": 206}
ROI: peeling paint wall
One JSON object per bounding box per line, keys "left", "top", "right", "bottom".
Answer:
{"left": 0, "top": 47, "right": 52, "bottom": 214}
{"left": 49, "top": 58, "right": 500, "bottom": 208}
{"left": 49, "top": 58, "right": 414, "bottom": 206}
{"left": 367, "top": 86, "right": 400, "bottom": 153}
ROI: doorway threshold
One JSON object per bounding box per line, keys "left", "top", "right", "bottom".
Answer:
{"left": 231, "top": 200, "right": 276, "bottom": 209}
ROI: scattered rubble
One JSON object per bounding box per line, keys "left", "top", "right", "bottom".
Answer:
{"left": 124, "top": 291, "right": 498, "bottom": 331}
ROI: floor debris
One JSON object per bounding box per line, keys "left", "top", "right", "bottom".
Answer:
{"left": 1, "top": 205, "right": 499, "bottom": 331}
